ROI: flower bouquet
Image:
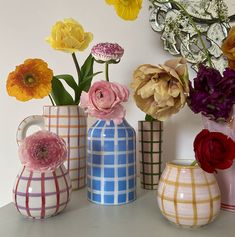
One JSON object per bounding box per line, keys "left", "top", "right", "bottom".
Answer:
{"left": 131, "top": 57, "right": 189, "bottom": 189}
{"left": 7, "top": 18, "right": 101, "bottom": 190}
{"left": 147, "top": 0, "right": 235, "bottom": 227}
{"left": 152, "top": 0, "right": 235, "bottom": 212}
{"left": 13, "top": 130, "right": 72, "bottom": 219}
{"left": 80, "top": 43, "right": 137, "bottom": 205}
{"left": 7, "top": 18, "right": 98, "bottom": 105}
{"left": 187, "top": 25, "right": 235, "bottom": 212}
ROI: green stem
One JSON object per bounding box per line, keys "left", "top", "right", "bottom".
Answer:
{"left": 105, "top": 62, "right": 109, "bottom": 82}
{"left": 157, "top": 0, "right": 213, "bottom": 67}
{"left": 49, "top": 94, "right": 55, "bottom": 106}
{"left": 72, "top": 53, "right": 81, "bottom": 85}
{"left": 191, "top": 160, "right": 197, "bottom": 166}
{"left": 145, "top": 114, "right": 155, "bottom": 122}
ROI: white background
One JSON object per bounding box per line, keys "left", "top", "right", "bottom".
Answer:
{"left": 0, "top": 0, "right": 211, "bottom": 207}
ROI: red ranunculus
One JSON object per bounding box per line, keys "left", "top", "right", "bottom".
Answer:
{"left": 194, "top": 129, "right": 235, "bottom": 173}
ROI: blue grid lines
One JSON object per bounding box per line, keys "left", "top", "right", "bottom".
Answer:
{"left": 87, "top": 119, "right": 136, "bottom": 205}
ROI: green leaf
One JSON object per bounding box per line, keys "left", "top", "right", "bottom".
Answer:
{"left": 82, "top": 71, "right": 103, "bottom": 92}
{"left": 55, "top": 74, "right": 78, "bottom": 90}
{"left": 145, "top": 114, "right": 156, "bottom": 122}
{"left": 51, "top": 77, "right": 75, "bottom": 105}
{"left": 80, "top": 54, "right": 94, "bottom": 82}
{"left": 54, "top": 74, "right": 78, "bottom": 101}
{"left": 75, "top": 71, "right": 102, "bottom": 104}
{"left": 94, "top": 59, "right": 120, "bottom": 64}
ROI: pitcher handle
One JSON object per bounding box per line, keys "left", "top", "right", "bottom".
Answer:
{"left": 16, "top": 115, "right": 45, "bottom": 145}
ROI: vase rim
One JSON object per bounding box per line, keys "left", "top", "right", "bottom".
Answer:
{"left": 43, "top": 105, "right": 80, "bottom": 108}
{"left": 167, "top": 159, "right": 198, "bottom": 169}
{"left": 138, "top": 120, "right": 162, "bottom": 123}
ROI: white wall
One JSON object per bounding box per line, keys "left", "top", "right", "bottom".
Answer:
{"left": 0, "top": 0, "right": 203, "bottom": 207}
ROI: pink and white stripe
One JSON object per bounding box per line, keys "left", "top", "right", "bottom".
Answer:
{"left": 13, "top": 164, "right": 72, "bottom": 219}
{"left": 17, "top": 105, "right": 87, "bottom": 190}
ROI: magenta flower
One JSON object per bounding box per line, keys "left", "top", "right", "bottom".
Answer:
{"left": 91, "top": 43, "right": 124, "bottom": 62}
{"left": 19, "top": 130, "right": 67, "bottom": 172}
{"left": 80, "top": 80, "right": 129, "bottom": 125}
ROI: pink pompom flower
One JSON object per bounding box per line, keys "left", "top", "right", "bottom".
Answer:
{"left": 19, "top": 130, "right": 67, "bottom": 172}
{"left": 91, "top": 43, "right": 124, "bottom": 62}
{"left": 80, "top": 80, "right": 129, "bottom": 125}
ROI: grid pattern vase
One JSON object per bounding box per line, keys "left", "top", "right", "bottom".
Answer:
{"left": 157, "top": 161, "right": 221, "bottom": 228}
{"left": 17, "top": 105, "right": 87, "bottom": 190}
{"left": 138, "top": 120, "right": 163, "bottom": 190}
{"left": 13, "top": 164, "right": 72, "bottom": 219}
{"left": 87, "top": 119, "right": 136, "bottom": 205}
{"left": 43, "top": 106, "right": 87, "bottom": 190}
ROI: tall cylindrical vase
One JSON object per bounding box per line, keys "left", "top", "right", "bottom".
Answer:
{"left": 203, "top": 116, "right": 235, "bottom": 212}
{"left": 138, "top": 120, "right": 163, "bottom": 190}
{"left": 17, "top": 105, "right": 87, "bottom": 190}
{"left": 87, "top": 119, "right": 136, "bottom": 205}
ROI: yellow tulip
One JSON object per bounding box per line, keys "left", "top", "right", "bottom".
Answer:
{"left": 106, "top": 0, "right": 142, "bottom": 21}
{"left": 47, "top": 18, "right": 93, "bottom": 53}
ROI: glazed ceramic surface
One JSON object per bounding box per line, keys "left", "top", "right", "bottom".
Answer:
{"left": 13, "top": 164, "right": 72, "bottom": 219}
{"left": 215, "top": 163, "right": 235, "bottom": 212}
{"left": 157, "top": 160, "right": 221, "bottom": 228}
{"left": 17, "top": 105, "right": 87, "bottom": 190}
{"left": 138, "top": 120, "right": 163, "bottom": 190}
{"left": 203, "top": 115, "right": 235, "bottom": 212}
{"left": 87, "top": 119, "right": 136, "bottom": 205}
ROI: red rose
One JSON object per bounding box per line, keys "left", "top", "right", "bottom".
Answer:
{"left": 194, "top": 129, "right": 235, "bottom": 173}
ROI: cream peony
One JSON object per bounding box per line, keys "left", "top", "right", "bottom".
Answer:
{"left": 131, "top": 57, "right": 189, "bottom": 121}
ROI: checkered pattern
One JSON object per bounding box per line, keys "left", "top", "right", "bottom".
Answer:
{"left": 87, "top": 119, "right": 136, "bottom": 205}
{"left": 43, "top": 105, "right": 87, "bottom": 190}
{"left": 13, "top": 165, "right": 72, "bottom": 219}
{"left": 157, "top": 163, "right": 221, "bottom": 228}
{"left": 138, "top": 120, "right": 163, "bottom": 190}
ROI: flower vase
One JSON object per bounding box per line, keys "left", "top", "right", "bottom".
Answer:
{"left": 17, "top": 105, "right": 87, "bottom": 190}
{"left": 13, "top": 164, "right": 72, "bottom": 219}
{"left": 138, "top": 120, "right": 163, "bottom": 190}
{"left": 87, "top": 119, "right": 136, "bottom": 205}
{"left": 157, "top": 160, "right": 221, "bottom": 228}
{"left": 203, "top": 115, "right": 235, "bottom": 212}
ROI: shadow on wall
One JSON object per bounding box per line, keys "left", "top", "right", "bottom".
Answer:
{"left": 161, "top": 107, "right": 202, "bottom": 169}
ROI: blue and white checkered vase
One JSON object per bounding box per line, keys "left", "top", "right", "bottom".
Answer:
{"left": 87, "top": 119, "right": 136, "bottom": 205}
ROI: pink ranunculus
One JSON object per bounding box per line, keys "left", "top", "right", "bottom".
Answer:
{"left": 80, "top": 80, "right": 129, "bottom": 124}
{"left": 19, "top": 130, "right": 67, "bottom": 172}
{"left": 91, "top": 43, "right": 124, "bottom": 62}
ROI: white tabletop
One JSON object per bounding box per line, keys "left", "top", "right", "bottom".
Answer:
{"left": 0, "top": 187, "right": 235, "bottom": 237}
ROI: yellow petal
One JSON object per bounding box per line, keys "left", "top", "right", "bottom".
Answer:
{"left": 106, "top": 0, "right": 142, "bottom": 21}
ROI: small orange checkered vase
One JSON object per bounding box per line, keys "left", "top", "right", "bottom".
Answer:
{"left": 17, "top": 105, "right": 87, "bottom": 190}
{"left": 157, "top": 160, "right": 221, "bottom": 228}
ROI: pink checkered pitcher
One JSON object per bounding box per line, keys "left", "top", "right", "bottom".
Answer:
{"left": 17, "top": 105, "right": 87, "bottom": 190}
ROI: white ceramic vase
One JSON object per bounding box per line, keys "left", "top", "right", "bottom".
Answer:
{"left": 17, "top": 105, "right": 87, "bottom": 190}
{"left": 13, "top": 164, "right": 72, "bottom": 219}
{"left": 157, "top": 160, "right": 221, "bottom": 228}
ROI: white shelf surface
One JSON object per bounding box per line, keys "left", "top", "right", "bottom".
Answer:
{"left": 0, "top": 187, "right": 235, "bottom": 237}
